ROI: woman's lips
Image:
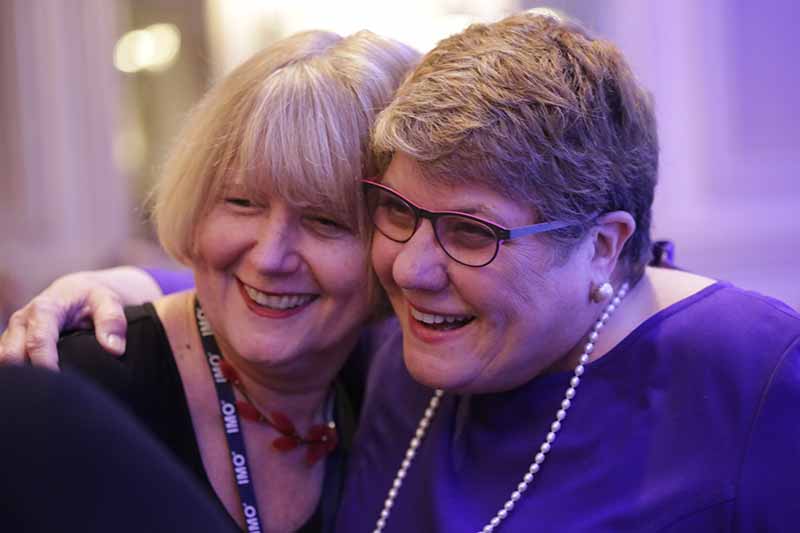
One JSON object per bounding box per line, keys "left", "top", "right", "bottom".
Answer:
{"left": 237, "top": 279, "right": 316, "bottom": 319}
{"left": 405, "top": 305, "right": 475, "bottom": 343}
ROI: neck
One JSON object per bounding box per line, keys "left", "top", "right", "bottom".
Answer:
{"left": 188, "top": 291, "right": 354, "bottom": 429}
{"left": 549, "top": 274, "right": 643, "bottom": 374}
{"left": 220, "top": 349, "right": 333, "bottom": 429}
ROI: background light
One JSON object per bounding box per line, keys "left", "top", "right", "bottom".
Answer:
{"left": 114, "top": 23, "right": 181, "bottom": 74}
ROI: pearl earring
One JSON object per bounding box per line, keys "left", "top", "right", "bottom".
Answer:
{"left": 591, "top": 281, "right": 614, "bottom": 303}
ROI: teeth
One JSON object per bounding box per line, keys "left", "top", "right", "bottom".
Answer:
{"left": 410, "top": 307, "right": 472, "bottom": 325}
{"left": 243, "top": 285, "right": 314, "bottom": 310}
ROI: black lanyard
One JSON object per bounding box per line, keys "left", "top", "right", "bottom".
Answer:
{"left": 194, "top": 299, "right": 264, "bottom": 533}
{"left": 192, "top": 297, "right": 358, "bottom": 532}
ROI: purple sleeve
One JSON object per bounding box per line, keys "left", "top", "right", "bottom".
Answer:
{"left": 142, "top": 268, "right": 195, "bottom": 295}
{"left": 735, "top": 335, "right": 800, "bottom": 530}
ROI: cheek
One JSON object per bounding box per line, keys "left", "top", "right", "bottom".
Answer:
{"left": 316, "top": 240, "right": 371, "bottom": 301}
{"left": 370, "top": 235, "right": 399, "bottom": 289}
{"left": 497, "top": 248, "right": 590, "bottom": 336}
{"left": 484, "top": 250, "right": 541, "bottom": 304}
{"left": 196, "top": 215, "right": 245, "bottom": 270}
{"left": 473, "top": 248, "right": 558, "bottom": 334}
{"left": 503, "top": 241, "right": 573, "bottom": 299}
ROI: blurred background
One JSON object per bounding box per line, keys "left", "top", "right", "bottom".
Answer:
{"left": 1, "top": 0, "right": 798, "bottom": 331}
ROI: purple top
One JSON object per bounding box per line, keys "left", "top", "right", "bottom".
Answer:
{"left": 335, "top": 282, "right": 800, "bottom": 532}
{"left": 143, "top": 267, "right": 195, "bottom": 295}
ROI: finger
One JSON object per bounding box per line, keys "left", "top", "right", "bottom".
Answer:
{"left": 0, "top": 311, "right": 30, "bottom": 365}
{"left": 25, "top": 301, "right": 63, "bottom": 370}
{"left": 86, "top": 288, "right": 128, "bottom": 356}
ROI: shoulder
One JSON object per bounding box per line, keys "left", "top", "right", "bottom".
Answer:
{"left": 666, "top": 281, "right": 800, "bottom": 346}
{"left": 631, "top": 275, "right": 800, "bottom": 357}
{"left": 607, "top": 279, "right": 800, "bottom": 424}
{"left": 603, "top": 280, "right": 800, "bottom": 529}
{"left": 657, "top": 278, "right": 800, "bottom": 396}
{"left": 58, "top": 302, "right": 174, "bottom": 398}
{"left": 58, "top": 302, "right": 169, "bottom": 363}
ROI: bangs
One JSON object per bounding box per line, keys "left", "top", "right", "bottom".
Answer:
{"left": 154, "top": 29, "right": 419, "bottom": 266}
{"left": 218, "top": 63, "right": 369, "bottom": 233}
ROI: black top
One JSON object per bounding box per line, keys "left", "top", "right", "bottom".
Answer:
{"left": 58, "top": 303, "right": 359, "bottom": 533}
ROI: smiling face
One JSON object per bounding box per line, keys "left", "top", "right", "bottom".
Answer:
{"left": 371, "top": 153, "right": 601, "bottom": 393}
{"left": 192, "top": 185, "right": 372, "bottom": 382}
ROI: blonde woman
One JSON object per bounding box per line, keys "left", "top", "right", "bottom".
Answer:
{"left": 28, "top": 30, "right": 417, "bottom": 533}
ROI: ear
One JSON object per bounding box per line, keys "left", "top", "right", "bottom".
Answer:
{"left": 588, "top": 211, "right": 636, "bottom": 282}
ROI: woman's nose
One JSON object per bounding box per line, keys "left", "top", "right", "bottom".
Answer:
{"left": 248, "top": 215, "right": 302, "bottom": 274}
{"left": 391, "top": 219, "right": 449, "bottom": 292}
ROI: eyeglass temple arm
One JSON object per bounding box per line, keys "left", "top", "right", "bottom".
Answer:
{"left": 506, "top": 220, "right": 573, "bottom": 240}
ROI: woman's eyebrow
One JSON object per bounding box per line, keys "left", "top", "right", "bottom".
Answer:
{"left": 379, "top": 177, "right": 509, "bottom": 223}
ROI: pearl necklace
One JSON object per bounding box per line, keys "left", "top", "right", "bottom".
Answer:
{"left": 372, "top": 282, "right": 630, "bottom": 533}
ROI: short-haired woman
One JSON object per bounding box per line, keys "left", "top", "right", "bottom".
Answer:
{"left": 335, "top": 12, "right": 800, "bottom": 532}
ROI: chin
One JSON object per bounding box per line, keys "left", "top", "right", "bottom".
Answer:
{"left": 235, "top": 340, "right": 298, "bottom": 366}
{"left": 403, "top": 349, "right": 476, "bottom": 393}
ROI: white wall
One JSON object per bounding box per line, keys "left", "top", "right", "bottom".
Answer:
{"left": 0, "top": 0, "right": 127, "bottom": 308}
{"left": 553, "top": 0, "right": 800, "bottom": 308}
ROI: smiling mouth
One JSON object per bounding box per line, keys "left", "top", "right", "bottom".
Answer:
{"left": 242, "top": 284, "right": 317, "bottom": 310}
{"left": 410, "top": 307, "right": 475, "bottom": 331}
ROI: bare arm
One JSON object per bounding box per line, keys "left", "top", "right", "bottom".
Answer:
{"left": 0, "top": 267, "right": 163, "bottom": 370}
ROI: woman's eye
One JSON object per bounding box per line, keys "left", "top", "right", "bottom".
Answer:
{"left": 224, "top": 197, "right": 255, "bottom": 208}
{"left": 312, "top": 216, "right": 342, "bottom": 228}
{"left": 306, "top": 216, "right": 351, "bottom": 235}
{"left": 315, "top": 217, "right": 337, "bottom": 226}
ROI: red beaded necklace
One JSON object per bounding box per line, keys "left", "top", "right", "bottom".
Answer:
{"left": 218, "top": 358, "right": 338, "bottom": 466}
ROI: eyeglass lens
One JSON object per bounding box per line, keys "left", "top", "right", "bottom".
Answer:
{"left": 365, "top": 185, "right": 499, "bottom": 267}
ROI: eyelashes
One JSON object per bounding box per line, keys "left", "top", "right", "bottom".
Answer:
{"left": 224, "top": 197, "right": 256, "bottom": 208}
{"left": 222, "top": 197, "right": 354, "bottom": 237}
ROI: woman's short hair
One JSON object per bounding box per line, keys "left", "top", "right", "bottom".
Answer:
{"left": 373, "top": 11, "right": 659, "bottom": 279}
{"left": 152, "top": 30, "right": 419, "bottom": 264}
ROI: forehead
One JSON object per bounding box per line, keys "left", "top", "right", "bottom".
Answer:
{"left": 382, "top": 153, "right": 535, "bottom": 225}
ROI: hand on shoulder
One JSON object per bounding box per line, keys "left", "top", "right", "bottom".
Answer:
{"left": 0, "top": 267, "right": 163, "bottom": 368}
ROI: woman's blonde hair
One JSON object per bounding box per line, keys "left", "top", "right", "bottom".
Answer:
{"left": 152, "top": 30, "right": 418, "bottom": 264}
